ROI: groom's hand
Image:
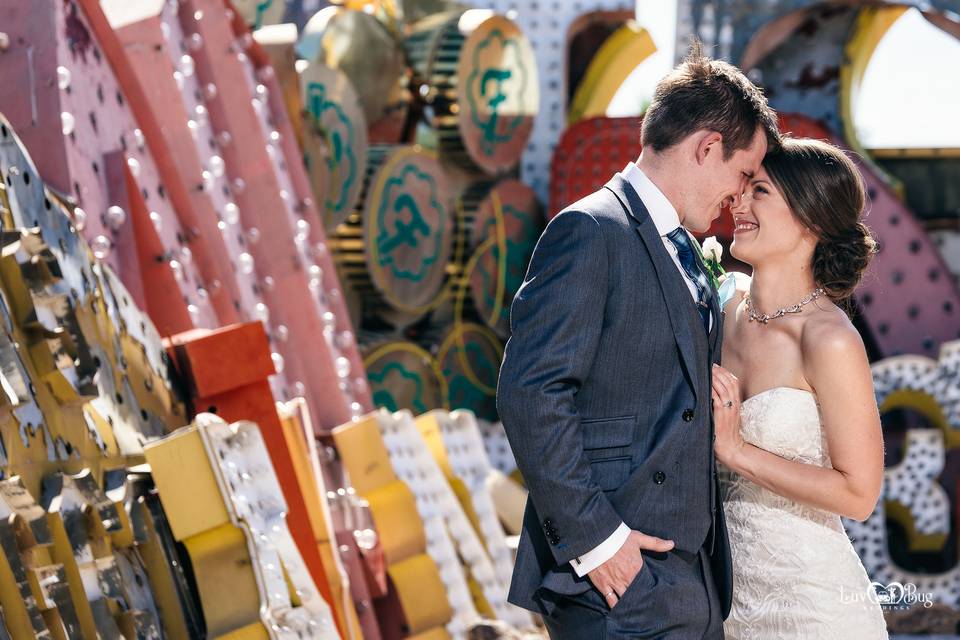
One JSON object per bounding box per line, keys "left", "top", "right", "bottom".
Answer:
{"left": 587, "top": 530, "right": 674, "bottom": 609}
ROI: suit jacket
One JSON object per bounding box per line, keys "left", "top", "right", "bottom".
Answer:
{"left": 496, "top": 175, "right": 732, "bottom": 618}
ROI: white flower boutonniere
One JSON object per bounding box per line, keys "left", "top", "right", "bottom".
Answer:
{"left": 702, "top": 236, "right": 723, "bottom": 264}
{"left": 693, "top": 235, "right": 726, "bottom": 291}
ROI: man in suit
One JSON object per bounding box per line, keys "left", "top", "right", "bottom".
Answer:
{"left": 496, "top": 46, "right": 780, "bottom": 638}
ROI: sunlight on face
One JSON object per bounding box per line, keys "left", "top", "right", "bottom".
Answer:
{"left": 728, "top": 167, "right": 808, "bottom": 266}
{"left": 692, "top": 128, "right": 767, "bottom": 234}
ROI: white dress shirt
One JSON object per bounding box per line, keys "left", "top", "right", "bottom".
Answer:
{"left": 570, "top": 162, "right": 713, "bottom": 577}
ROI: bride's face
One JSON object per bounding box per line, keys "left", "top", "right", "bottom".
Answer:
{"left": 729, "top": 167, "right": 815, "bottom": 266}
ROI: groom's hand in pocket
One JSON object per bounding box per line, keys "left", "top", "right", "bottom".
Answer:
{"left": 588, "top": 530, "right": 674, "bottom": 609}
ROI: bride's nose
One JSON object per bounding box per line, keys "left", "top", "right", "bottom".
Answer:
{"left": 729, "top": 192, "right": 750, "bottom": 214}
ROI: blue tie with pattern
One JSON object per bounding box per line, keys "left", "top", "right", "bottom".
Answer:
{"left": 665, "top": 227, "right": 711, "bottom": 334}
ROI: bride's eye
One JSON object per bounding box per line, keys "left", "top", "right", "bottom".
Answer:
{"left": 755, "top": 186, "right": 768, "bottom": 196}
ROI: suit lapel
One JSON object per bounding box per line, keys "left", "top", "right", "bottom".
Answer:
{"left": 604, "top": 175, "right": 707, "bottom": 402}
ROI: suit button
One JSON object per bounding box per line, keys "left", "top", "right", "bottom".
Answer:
{"left": 653, "top": 471, "right": 666, "bottom": 484}
{"left": 682, "top": 409, "right": 694, "bottom": 422}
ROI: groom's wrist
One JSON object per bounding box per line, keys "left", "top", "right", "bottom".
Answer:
{"left": 570, "top": 522, "right": 631, "bottom": 577}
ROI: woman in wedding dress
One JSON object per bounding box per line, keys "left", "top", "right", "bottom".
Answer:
{"left": 710, "top": 137, "right": 889, "bottom": 639}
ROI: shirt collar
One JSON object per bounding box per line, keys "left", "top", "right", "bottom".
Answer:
{"left": 619, "top": 161, "right": 682, "bottom": 237}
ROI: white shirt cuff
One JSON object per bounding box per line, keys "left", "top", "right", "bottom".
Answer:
{"left": 570, "top": 522, "right": 631, "bottom": 577}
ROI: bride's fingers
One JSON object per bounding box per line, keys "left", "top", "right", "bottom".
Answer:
{"left": 713, "top": 373, "right": 734, "bottom": 403}
{"left": 712, "top": 387, "right": 731, "bottom": 412}
{"left": 712, "top": 364, "right": 740, "bottom": 391}
{"left": 719, "top": 368, "right": 740, "bottom": 399}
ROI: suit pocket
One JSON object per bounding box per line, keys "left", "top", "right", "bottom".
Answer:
{"left": 582, "top": 416, "right": 634, "bottom": 491}
{"left": 612, "top": 558, "right": 655, "bottom": 611}
{"left": 582, "top": 415, "right": 634, "bottom": 452}
{"left": 588, "top": 456, "right": 631, "bottom": 491}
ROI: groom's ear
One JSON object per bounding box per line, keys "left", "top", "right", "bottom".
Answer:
{"left": 695, "top": 131, "right": 723, "bottom": 166}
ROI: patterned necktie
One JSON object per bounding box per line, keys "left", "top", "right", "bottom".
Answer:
{"left": 665, "top": 227, "right": 711, "bottom": 334}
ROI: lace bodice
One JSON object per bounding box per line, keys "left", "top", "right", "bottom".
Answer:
{"left": 717, "top": 387, "right": 888, "bottom": 639}
{"left": 738, "top": 387, "right": 828, "bottom": 465}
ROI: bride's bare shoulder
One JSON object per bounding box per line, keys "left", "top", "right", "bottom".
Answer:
{"left": 799, "top": 303, "right": 866, "bottom": 369}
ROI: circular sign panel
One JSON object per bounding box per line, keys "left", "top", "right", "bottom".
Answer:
{"left": 363, "top": 146, "right": 454, "bottom": 313}
{"left": 466, "top": 179, "right": 543, "bottom": 338}
{"left": 363, "top": 340, "right": 445, "bottom": 414}
{"left": 300, "top": 62, "right": 368, "bottom": 231}
{"left": 436, "top": 322, "right": 503, "bottom": 421}
{"left": 456, "top": 13, "right": 539, "bottom": 175}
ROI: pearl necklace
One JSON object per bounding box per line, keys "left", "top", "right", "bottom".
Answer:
{"left": 744, "top": 287, "right": 825, "bottom": 324}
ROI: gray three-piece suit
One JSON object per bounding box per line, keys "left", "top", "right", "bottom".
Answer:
{"left": 496, "top": 175, "right": 732, "bottom": 638}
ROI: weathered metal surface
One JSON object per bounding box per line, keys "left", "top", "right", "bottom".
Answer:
{"left": 0, "top": 116, "right": 186, "bottom": 474}
{"left": 169, "top": 0, "right": 373, "bottom": 429}
{"left": 0, "top": 0, "right": 222, "bottom": 331}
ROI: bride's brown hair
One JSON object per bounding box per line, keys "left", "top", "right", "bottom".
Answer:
{"left": 761, "top": 137, "right": 877, "bottom": 302}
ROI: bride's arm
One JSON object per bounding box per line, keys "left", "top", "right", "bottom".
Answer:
{"left": 712, "top": 321, "right": 885, "bottom": 522}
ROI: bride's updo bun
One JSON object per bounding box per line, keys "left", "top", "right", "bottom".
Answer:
{"left": 761, "top": 138, "right": 877, "bottom": 302}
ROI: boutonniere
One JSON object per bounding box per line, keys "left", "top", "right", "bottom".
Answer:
{"left": 694, "top": 236, "right": 738, "bottom": 310}
{"left": 692, "top": 235, "right": 726, "bottom": 290}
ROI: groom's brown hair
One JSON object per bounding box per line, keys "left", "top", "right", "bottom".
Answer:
{"left": 641, "top": 40, "right": 780, "bottom": 157}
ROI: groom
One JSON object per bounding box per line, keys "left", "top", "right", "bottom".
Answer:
{"left": 496, "top": 46, "right": 779, "bottom": 638}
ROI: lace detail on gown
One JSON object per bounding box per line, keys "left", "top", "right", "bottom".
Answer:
{"left": 718, "top": 387, "right": 888, "bottom": 639}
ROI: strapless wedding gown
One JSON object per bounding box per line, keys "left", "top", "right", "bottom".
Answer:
{"left": 717, "top": 387, "right": 888, "bottom": 639}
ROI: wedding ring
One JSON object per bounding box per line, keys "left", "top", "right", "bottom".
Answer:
{"left": 604, "top": 590, "right": 615, "bottom": 598}
{"left": 724, "top": 400, "right": 733, "bottom": 408}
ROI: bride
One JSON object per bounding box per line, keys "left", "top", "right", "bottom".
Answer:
{"left": 710, "top": 137, "right": 889, "bottom": 638}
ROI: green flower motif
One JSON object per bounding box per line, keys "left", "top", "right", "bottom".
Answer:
{"left": 376, "top": 164, "right": 445, "bottom": 283}
{"left": 466, "top": 29, "right": 530, "bottom": 157}
{"left": 368, "top": 363, "right": 428, "bottom": 414}
{"left": 306, "top": 82, "right": 358, "bottom": 219}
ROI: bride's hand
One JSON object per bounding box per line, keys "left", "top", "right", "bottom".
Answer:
{"left": 712, "top": 364, "right": 746, "bottom": 467}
